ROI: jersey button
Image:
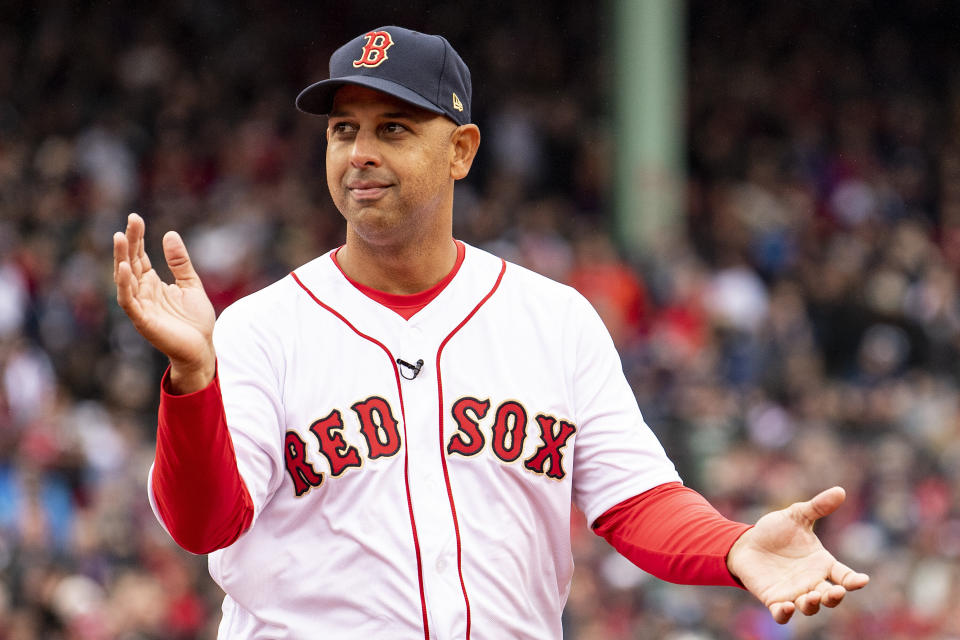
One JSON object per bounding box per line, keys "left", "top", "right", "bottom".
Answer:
{"left": 436, "top": 557, "right": 447, "bottom": 572}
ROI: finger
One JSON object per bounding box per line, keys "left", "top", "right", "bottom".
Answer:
{"left": 821, "top": 583, "right": 847, "bottom": 608}
{"left": 794, "top": 486, "right": 846, "bottom": 526}
{"left": 137, "top": 223, "right": 153, "bottom": 272}
{"left": 115, "top": 260, "right": 142, "bottom": 321}
{"left": 125, "top": 213, "right": 146, "bottom": 279}
{"left": 829, "top": 561, "right": 870, "bottom": 591}
{"left": 162, "top": 231, "right": 201, "bottom": 288}
{"left": 113, "top": 231, "right": 127, "bottom": 283}
{"left": 795, "top": 590, "right": 822, "bottom": 616}
{"left": 770, "top": 601, "right": 794, "bottom": 624}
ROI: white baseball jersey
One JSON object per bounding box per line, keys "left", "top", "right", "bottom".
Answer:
{"left": 150, "top": 242, "right": 680, "bottom": 639}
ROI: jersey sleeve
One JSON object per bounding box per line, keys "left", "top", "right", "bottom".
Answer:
{"left": 568, "top": 293, "right": 682, "bottom": 525}
{"left": 210, "top": 299, "right": 290, "bottom": 519}
{"left": 593, "top": 482, "right": 752, "bottom": 587}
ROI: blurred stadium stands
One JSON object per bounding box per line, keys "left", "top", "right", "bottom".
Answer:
{"left": 1, "top": 1, "right": 959, "bottom": 637}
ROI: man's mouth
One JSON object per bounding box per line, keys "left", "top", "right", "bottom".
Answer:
{"left": 347, "top": 181, "right": 392, "bottom": 200}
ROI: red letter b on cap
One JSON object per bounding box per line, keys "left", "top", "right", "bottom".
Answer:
{"left": 353, "top": 31, "right": 394, "bottom": 68}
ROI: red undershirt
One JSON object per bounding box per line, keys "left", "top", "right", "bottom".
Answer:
{"left": 151, "top": 244, "right": 751, "bottom": 587}
{"left": 330, "top": 240, "right": 466, "bottom": 320}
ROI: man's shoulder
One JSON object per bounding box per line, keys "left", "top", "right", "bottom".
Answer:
{"left": 465, "top": 244, "right": 586, "bottom": 308}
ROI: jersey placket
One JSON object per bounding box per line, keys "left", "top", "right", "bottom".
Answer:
{"left": 395, "top": 321, "right": 468, "bottom": 640}
{"left": 402, "top": 256, "right": 506, "bottom": 640}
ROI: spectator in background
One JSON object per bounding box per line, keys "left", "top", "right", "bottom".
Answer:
{"left": 569, "top": 229, "right": 649, "bottom": 349}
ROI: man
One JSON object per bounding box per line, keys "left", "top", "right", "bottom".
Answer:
{"left": 113, "top": 26, "right": 868, "bottom": 639}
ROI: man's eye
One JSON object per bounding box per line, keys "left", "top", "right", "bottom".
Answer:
{"left": 383, "top": 123, "right": 408, "bottom": 135}
{"left": 331, "top": 122, "right": 356, "bottom": 135}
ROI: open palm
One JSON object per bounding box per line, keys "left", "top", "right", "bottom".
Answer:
{"left": 726, "top": 487, "right": 870, "bottom": 623}
{"left": 113, "top": 213, "right": 217, "bottom": 389}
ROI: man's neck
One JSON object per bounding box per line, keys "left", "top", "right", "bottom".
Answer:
{"left": 336, "top": 233, "right": 459, "bottom": 295}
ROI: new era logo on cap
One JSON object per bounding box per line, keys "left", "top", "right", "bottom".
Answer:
{"left": 296, "top": 26, "right": 473, "bottom": 126}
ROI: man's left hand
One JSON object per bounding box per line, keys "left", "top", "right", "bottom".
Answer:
{"left": 726, "top": 486, "right": 870, "bottom": 624}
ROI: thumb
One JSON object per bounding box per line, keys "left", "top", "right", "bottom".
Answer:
{"left": 162, "top": 231, "right": 202, "bottom": 287}
{"left": 795, "top": 486, "right": 846, "bottom": 527}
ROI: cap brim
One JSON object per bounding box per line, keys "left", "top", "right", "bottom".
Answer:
{"left": 296, "top": 76, "right": 446, "bottom": 117}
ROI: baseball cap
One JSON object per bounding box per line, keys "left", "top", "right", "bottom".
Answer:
{"left": 296, "top": 26, "right": 472, "bottom": 126}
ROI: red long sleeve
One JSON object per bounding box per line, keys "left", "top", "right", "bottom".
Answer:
{"left": 593, "top": 482, "right": 752, "bottom": 587}
{"left": 152, "top": 366, "right": 254, "bottom": 554}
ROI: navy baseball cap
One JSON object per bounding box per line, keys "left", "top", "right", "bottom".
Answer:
{"left": 296, "top": 26, "right": 472, "bottom": 126}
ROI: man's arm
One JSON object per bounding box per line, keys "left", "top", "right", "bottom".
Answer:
{"left": 595, "top": 483, "right": 869, "bottom": 624}
{"left": 592, "top": 482, "right": 751, "bottom": 587}
{"left": 152, "top": 367, "right": 254, "bottom": 553}
{"left": 115, "top": 212, "right": 252, "bottom": 552}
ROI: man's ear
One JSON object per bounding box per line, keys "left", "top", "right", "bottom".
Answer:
{"left": 450, "top": 124, "right": 481, "bottom": 180}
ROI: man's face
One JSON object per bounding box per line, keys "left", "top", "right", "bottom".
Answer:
{"left": 326, "top": 85, "right": 458, "bottom": 248}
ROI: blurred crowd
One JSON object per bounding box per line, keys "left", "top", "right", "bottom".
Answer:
{"left": 1, "top": 1, "right": 959, "bottom": 638}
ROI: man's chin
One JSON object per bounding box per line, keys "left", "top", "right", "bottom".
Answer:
{"left": 347, "top": 216, "right": 409, "bottom": 248}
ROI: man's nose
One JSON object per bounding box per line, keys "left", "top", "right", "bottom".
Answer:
{"left": 349, "top": 130, "right": 381, "bottom": 168}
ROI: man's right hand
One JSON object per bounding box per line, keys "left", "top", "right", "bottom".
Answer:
{"left": 113, "top": 213, "right": 217, "bottom": 394}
